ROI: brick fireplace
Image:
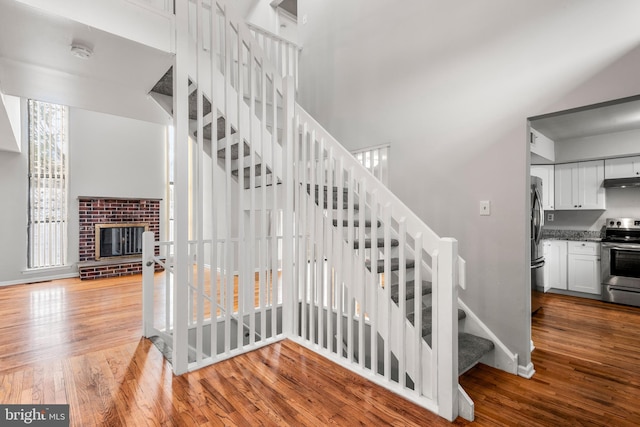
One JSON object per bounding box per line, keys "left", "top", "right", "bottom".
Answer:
{"left": 78, "top": 197, "right": 161, "bottom": 279}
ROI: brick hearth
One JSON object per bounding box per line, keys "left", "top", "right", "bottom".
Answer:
{"left": 78, "top": 197, "right": 161, "bottom": 279}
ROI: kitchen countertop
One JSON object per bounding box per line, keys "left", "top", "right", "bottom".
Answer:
{"left": 541, "top": 229, "right": 603, "bottom": 242}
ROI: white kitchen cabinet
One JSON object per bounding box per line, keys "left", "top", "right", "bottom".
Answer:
{"left": 530, "top": 129, "right": 555, "bottom": 163}
{"left": 554, "top": 160, "right": 606, "bottom": 210}
{"left": 567, "top": 241, "right": 601, "bottom": 295}
{"left": 604, "top": 156, "right": 640, "bottom": 178}
{"left": 531, "top": 165, "right": 555, "bottom": 210}
{"left": 543, "top": 240, "right": 567, "bottom": 291}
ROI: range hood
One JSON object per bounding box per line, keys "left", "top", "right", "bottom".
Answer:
{"left": 603, "top": 177, "right": 640, "bottom": 188}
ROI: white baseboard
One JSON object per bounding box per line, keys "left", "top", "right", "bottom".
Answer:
{"left": 1, "top": 271, "right": 79, "bottom": 287}
{"left": 518, "top": 362, "right": 536, "bottom": 379}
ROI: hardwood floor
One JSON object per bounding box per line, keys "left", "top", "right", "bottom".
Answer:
{"left": 460, "top": 292, "right": 640, "bottom": 426}
{"left": 1, "top": 275, "right": 640, "bottom": 426}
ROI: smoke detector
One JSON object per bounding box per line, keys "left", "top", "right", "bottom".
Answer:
{"left": 70, "top": 43, "right": 93, "bottom": 59}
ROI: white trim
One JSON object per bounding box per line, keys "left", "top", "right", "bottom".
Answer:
{"left": 350, "top": 142, "right": 391, "bottom": 155}
{"left": 457, "top": 385, "right": 475, "bottom": 422}
{"left": 22, "top": 264, "right": 75, "bottom": 275}
{"left": 518, "top": 362, "right": 536, "bottom": 379}
{"left": 2, "top": 271, "right": 79, "bottom": 287}
{"left": 458, "top": 298, "right": 519, "bottom": 374}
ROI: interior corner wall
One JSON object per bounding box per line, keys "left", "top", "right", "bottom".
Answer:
{"left": 297, "top": 0, "right": 640, "bottom": 370}
{"left": 0, "top": 104, "right": 167, "bottom": 285}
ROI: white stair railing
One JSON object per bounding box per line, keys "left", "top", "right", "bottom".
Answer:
{"left": 143, "top": 0, "right": 464, "bottom": 421}
{"left": 247, "top": 23, "right": 300, "bottom": 91}
{"left": 292, "top": 107, "right": 463, "bottom": 420}
{"left": 142, "top": 0, "right": 295, "bottom": 374}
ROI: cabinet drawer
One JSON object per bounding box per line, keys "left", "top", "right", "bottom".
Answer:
{"left": 568, "top": 241, "right": 600, "bottom": 256}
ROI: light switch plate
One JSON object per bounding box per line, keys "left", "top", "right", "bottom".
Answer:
{"left": 480, "top": 200, "right": 491, "bottom": 216}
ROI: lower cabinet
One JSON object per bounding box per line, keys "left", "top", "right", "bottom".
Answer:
{"left": 542, "top": 240, "right": 601, "bottom": 295}
{"left": 567, "top": 241, "right": 601, "bottom": 295}
{"left": 543, "top": 240, "right": 567, "bottom": 291}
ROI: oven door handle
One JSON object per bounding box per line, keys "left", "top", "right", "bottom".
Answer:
{"left": 602, "top": 243, "right": 640, "bottom": 251}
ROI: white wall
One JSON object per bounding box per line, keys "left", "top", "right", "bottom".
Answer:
{"left": 0, "top": 105, "right": 167, "bottom": 285}
{"left": 0, "top": 92, "right": 21, "bottom": 153}
{"left": 0, "top": 99, "right": 28, "bottom": 284}
{"left": 297, "top": 0, "right": 640, "bottom": 370}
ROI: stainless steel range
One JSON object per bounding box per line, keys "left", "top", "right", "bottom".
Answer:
{"left": 601, "top": 218, "right": 640, "bottom": 307}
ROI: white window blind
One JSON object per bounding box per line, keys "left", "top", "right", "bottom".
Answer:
{"left": 28, "top": 100, "right": 69, "bottom": 268}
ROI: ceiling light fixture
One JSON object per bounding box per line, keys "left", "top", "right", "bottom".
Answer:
{"left": 70, "top": 43, "right": 93, "bottom": 59}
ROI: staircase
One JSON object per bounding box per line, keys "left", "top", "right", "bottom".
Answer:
{"left": 141, "top": 0, "right": 517, "bottom": 422}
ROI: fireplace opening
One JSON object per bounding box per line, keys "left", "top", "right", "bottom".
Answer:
{"left": 95, "top": 223, "right": 149, "bottom": 260}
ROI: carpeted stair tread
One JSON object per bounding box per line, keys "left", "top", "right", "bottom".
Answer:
{"left": 409, "top": 305, "right": 466, "bottom": 339}
{"left": 307, "top": 184, "right": 350, "bottom": 196}
{"left": 150, "top": 67, "right": 235, "bottom": 141}
{"left": 353, "top": 238, "right": 399, "bottom": 249}
{"left": 458, "top": 332, "right": 494, "bottom": 374}
{"left": 366, "top": 257, "right": 415, "bottom": 273}
{"left": 320, "top": 201, "right": 358, "bottom": 210}
{"left": 231, "top": 164, "right": 272, "bottom": 179}
{"left": 217, "top": 139, "right": 249, "bottom": 160}
{"left": 149, "top": 335, "right": 196, "bottom": 365}
{"left": 150, "top": 67, "right": 173, "bottom": 96}
{"left": 332, "top": 219, "right": 381, "bottom": 228}
{"left": 390, "top": 280, "right": 432, "bottom": 304}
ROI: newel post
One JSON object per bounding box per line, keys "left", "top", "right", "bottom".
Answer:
{"left": 282, "top": 76, "right": 295, "bottom": 336}
{"left": 435, "top": 237, "right": 459, "bottom": 421}
{"left": 142, "top": 231, "right": 155, "bottom": 338}
{"left": 171, "top": 0, "right": 190, "bottom": 376}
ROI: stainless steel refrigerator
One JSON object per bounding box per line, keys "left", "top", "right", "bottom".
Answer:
{"left": 531, "top": 176, "right": 544, "bottom": 313}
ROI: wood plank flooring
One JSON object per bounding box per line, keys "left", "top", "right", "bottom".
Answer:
{"left": 1, "top": 275, "right": 640, "bottom": 425}
{"left": 460, "top": 292, "right": 640, "bottom": 426}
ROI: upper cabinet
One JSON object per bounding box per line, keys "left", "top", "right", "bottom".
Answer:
{"left": 604, "top": 156, "right": 640, "bottom": 179}
{"left": 554, "top": 160, "right": 606, "bottom": 210}
{"left": 530, "top": 129, "right": 555, "bottom": 163}
{"left": 531, "top": 165, "right": 555, "bottom": 210}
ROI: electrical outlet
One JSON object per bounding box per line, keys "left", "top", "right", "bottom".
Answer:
{"left": 480, "top": 200, "right": 491, "bottom": 216}
{"left": 547, "top": 213, "right": 554, "bottom": 222}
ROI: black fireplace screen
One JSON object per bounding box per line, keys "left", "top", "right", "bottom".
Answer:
{"left": 95, "top": 223, "right": 149, "bottom": 260}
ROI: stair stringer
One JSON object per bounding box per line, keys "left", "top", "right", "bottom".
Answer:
{"left": 457, "top": 298, "right": 518, "bottom": 374}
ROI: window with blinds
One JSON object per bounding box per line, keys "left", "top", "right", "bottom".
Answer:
{"left": 28, "top": 100, "right": 69, "bottom": 268}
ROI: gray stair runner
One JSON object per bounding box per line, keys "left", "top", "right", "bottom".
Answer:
{"left": 149, "top": 335, "right": 197, "bottom": 365}
{"left": 218, "top": 140, "right": 250, "bottom": 160}
{"left": 365, "top": 257, "right": 415, "bottom": 274}
{"left": 406, "top": 305, "right": 467, "bottom": 339}
{"left": 149, "top": 67, "right": 271, "bottom": 187}
{"left": 333, "top": 219, "right": 381, "bottom": 228}
{"left": 390, "top": 280, "right": 432, "bottom": 304}
{"left": 353, "top": 238, "right": 399, "bottom": 249}
{"left": 307, "top": 184, "right": 358, "bottom": 210}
